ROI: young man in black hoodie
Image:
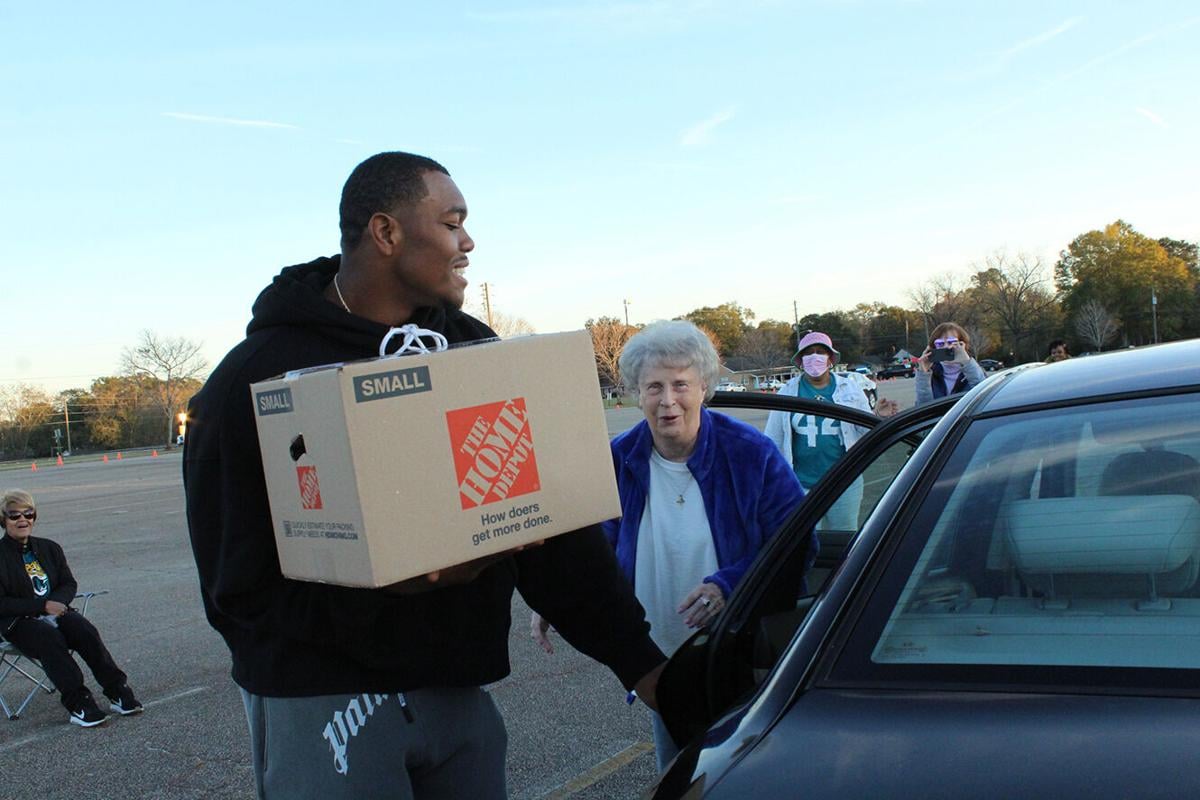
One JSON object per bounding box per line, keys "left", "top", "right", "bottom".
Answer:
{"left": 183, "top": 152, "right": 665, "bottom": 799}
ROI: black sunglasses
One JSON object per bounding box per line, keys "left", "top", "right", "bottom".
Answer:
{"left": 4, "top": 510, "right": 36, "bottom": 521}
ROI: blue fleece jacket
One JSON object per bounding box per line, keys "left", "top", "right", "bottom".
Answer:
{"left": 603, "top": 408, "right": 813, "bottom": 598}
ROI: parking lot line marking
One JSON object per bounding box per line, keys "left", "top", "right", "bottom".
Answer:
{"left": 70, "top": 496, "right": 184, "bottom": 514}
{"left": 144, "top": 686, "right": 209, "bottom": 708}
{"left": 0, "top": 686, "right": 211, "bottom": 753}
{"left": 537, "top": 740, "right": 654, "bottom": 799}
{"left": 0, "top": 735, "right": 42, "bottom": 752}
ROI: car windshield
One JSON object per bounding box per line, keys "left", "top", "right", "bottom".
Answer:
{"left": 838, "top": 392, "right": 1200, "bottom": 687}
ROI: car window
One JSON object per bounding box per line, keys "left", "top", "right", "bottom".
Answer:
{"left": 832, "top": 392, "right": 1200, "bottom": 690}
{"left": 802, "top": 430, "right": 929, "bottom": 593}
{"left": 716, "top": 405, "right": 877, "bottom": 530}
{"left": 658, "top": 397, "right": 946, "bottom": 747}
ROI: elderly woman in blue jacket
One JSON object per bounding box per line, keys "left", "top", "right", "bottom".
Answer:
{"left": 533, "top": 320, "right": 808, "bottom": 771}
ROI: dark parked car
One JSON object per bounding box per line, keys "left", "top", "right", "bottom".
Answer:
{"left": 875, "top": 362, "right": 915, "bottom": 379}
{"left": 979, "top": 357, "right": 1003, "bottom": 371}
{"left": 647, "top": 339, "right": 1200, "bottom": 799}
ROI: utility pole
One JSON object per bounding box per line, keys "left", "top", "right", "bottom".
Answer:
{"left": 1151, "top": 286, "right": 1159, "bottom": 344}
{"left": 64, "top": 402, "right": 72, "bottom": 454}
{"left": 793, "top": 301, "right": 801, "bottom": 348}
{"left": 481, "top": 282, "right": 494, "bottom": 328}
{"left": 623, "top": 298, "right": 631, "bottom": 327}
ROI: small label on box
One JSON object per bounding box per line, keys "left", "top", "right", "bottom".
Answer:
{"left": 447, "top": 398, "right": 541, "bottom": 509}
{"left": 256, "top": 388, "right": 295, "bottom": 416}
{"left": 352, "top": 366, "right": 432, "bottom": 403}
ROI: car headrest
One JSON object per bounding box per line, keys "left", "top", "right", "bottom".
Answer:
{"left": 1089, "top": 415, "right": 1192, "bottom": 448}
{"left": 1003, "top": 495, "right": 1200, "bottom": 575}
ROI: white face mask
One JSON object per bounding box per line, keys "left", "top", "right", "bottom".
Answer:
{"left": 801, "top": 353, "right": 829, "bottom": 378}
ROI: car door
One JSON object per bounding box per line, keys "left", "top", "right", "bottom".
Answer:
{"left": 654, "top": 394, "right": 957, "bottom": 752}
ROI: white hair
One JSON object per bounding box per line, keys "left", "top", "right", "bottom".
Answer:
{"left": 618, "top": 320, "right": 720, "bottom": 401}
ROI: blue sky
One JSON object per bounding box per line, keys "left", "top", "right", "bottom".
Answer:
{"left": 4, "top": 1, "right": 1198, "bottom": 394}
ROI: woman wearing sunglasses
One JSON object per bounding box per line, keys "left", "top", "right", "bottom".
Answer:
{"left": 0, "top": 488, "right": 142, "bottom": 727}
{"left": 915, "top": 322, "right": 987, "bottom": 406}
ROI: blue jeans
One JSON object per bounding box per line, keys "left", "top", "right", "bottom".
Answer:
{"left": 650, "top": 709, "right": 680, "bottom": 772}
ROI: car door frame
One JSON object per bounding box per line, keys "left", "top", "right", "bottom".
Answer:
{"left": 657, "top": 393, "right": 959, "bottom": 748}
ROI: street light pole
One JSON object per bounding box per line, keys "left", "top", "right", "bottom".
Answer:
{"left": 623, "top": 298, "right": 631, "bottom": 327}
{"left": 481, "top": 282, "right": 494, "bottom": 328}
{"left": 1151, "top": 287, "right": 1158, "bottom": 344}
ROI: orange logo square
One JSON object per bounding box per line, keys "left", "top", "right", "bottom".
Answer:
{"left": 296, "top": 465, "right": 323, "bottom": 510}
{"left": 446, "top": 398, "right": 541, "bottom": 509}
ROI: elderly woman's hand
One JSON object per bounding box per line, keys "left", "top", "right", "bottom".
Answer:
{"left": 678, "top": 582, "right": 725, "bottom": 628}
{"left": 876, "top": 398, "right": 900, "bottom": 418}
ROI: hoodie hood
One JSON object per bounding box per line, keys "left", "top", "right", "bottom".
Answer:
{"left": 246, "top": 255, "right": 465, "bottom": 356}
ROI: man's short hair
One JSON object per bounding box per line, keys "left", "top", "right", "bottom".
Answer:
{"left": 339, "top": 152, "right": 450, "bottom": 251}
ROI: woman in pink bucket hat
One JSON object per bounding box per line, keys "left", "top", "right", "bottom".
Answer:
{"left": 764, "top": 331, "right": 897, "bottom": 530}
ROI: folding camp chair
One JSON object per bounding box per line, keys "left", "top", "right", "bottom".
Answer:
{"left": 0, "top": 591, "right": 107, "bottom": 720}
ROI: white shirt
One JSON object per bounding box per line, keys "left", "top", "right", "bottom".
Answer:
{"left": 633, "top": 450, "right": 719, "bottom": 655}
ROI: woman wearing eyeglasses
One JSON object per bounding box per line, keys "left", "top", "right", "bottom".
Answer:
{"left": 0, "top": 488, "right": 142, "bottom": 727}
{"left": 915, "top": 322, "right": 987, "bottom": 406}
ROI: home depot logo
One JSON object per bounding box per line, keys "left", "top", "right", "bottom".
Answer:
{"left": 446, "top": 398, "right": 540, "bottom": 509}
{"left": 296, "top": 465, "right": 324, "bottom": 510}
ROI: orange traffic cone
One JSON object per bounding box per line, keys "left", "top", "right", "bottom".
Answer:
{"left": 57, "top": 454, "right": 64, "bottom": 466}
{"left": 102, "top": 454, "right": 109, "bottom": 463}
{"left": 116, "top": 452, "right": 123, "bottom": 460}
{"left": 30, "top": 462, "right": 37, "bottom": 472}
{"left": 152, "top": 450, "right": 159, "bottom": 458}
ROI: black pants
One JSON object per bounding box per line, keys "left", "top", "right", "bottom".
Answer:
{"left": 5, "top": 611, "right": 127, "bottom": 710}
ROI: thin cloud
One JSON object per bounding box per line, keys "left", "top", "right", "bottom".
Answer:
{"left": 468, "top": 1, "right": 726, "bottom": 26}
{"left": 941, "top": 17, "right": 1198, "bottom": 145}
{"left": 998, "top": 17, "right": 1084, "bottom": 61}
{"left": 1136, "top": 108, "right": 1168, "bottom": 128}
{"left": 681, "top": 108, "right": 735, "bottom": 147}
{"left": 778, "top": 193, "right": 818, "bottom": 206}
{"left": 161, "top": 112, "right": 298, "bottom": 130}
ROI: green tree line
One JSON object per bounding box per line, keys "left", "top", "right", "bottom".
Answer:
{"left": 587, "top": 220, "right": 1197, "bottom": 383}
{"left": 0, "top": 374, "right": 204, "bottom": 460}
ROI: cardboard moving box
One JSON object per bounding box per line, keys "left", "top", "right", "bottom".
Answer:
{"left": 250, "top": 329, "right": 620, "bottom": 588}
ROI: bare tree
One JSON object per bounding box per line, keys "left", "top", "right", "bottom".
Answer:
{"left": 906, "top": 283, "right": 937, "bottom": 344}
{"left": 121, "top": 330, "right": 208, "bottom": 444}
{"left": 487, "top": 311, "right": 536, "bottom": 338}
{"left": 731, "top": 326, "right": 792, "bottom": 371}
{"left": 1074, "top": 299, "right": 1120, "bottom": 352}
{"left": 0, "top": 383, "right": 54, "bottom": 457}
{"left": 908, "top": 272, "right": 976, "bottom": 340}
{"left": 586, "top": 317, "right": 637, "bottom": 390}
{"left": 970, "top": 252, "right": 1060, "bottom": 361}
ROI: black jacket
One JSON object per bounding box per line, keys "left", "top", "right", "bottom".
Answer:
{"left": 0, "top": 534, "right": 77, "bottom": 635}
{"left": 183, "top": 256, "right": 664, "bottom": 696}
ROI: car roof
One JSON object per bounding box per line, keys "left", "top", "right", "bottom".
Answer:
{"left": 977, "top": 338, "right": 1200, "bottom": 413}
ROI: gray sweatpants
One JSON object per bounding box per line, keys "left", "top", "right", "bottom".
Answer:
{"left": 241, "top": 686, "right": 508, "bottom": 799}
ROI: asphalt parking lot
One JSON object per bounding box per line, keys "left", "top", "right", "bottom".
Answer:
{"left": 0, "top": 379, "right": 915, "bottom": 800}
